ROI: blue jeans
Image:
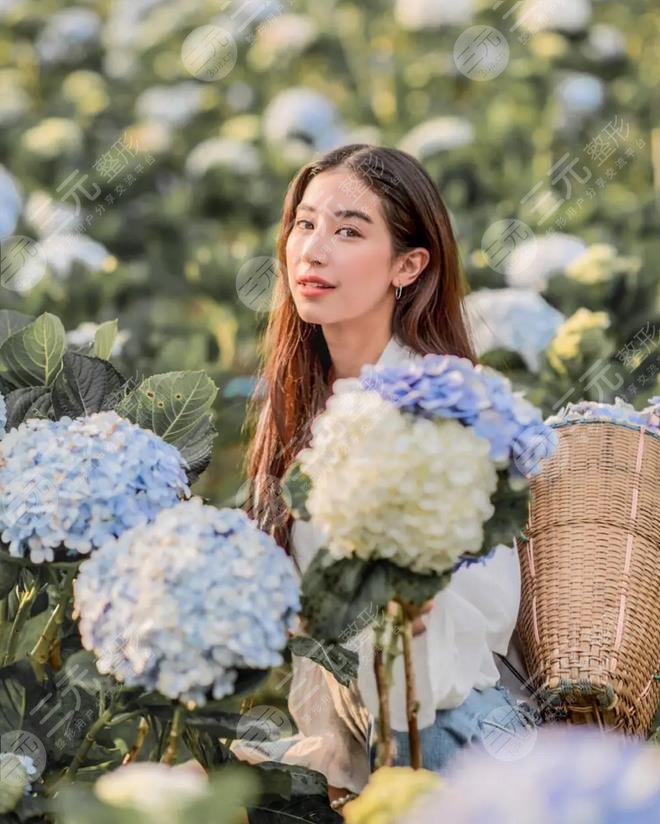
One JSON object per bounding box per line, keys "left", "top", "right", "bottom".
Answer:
{"left": 367, "top": 684, "right": 540, "bottom": 773}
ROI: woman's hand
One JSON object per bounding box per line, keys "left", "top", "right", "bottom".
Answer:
{"left": 328, "top": 785, "right": 355, "bottom": 816}
{"left": 388, "top": 598, "right": 434, "bottom": 636}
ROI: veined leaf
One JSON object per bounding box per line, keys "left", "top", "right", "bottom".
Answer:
{"left": 117, "top": 370, "right": 218, "bottom": 461}
{"left": 300, "top": 550, "right": 450, "bottom": 642}
{"left": 4, "top": 386, "right": 51, "bottom": 430}
{"left": 93, "top": 320, "right": 118, "bottom": 360}
{"left": 51, "top": 352, "right": 125, "bottom": 418}
{"left": 0, "top": 310, "right": 33, "bottom": 347}
{"left": 287, "top": 636, "right": 358, "bottom": 687}
{"left": 0, "top": 312, "right": 65, "bottom": 388}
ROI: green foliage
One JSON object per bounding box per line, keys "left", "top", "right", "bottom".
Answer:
{"left": 116, "top": 371, "right": 218, "bottom": 482}
{"left": 286, "top": 636, "right": 358, "bottom": 688}
{"left": 0, "top": 309, "right": 218, "bottom": 485}
{"left": 280, "top": 461, "right": 311, "bottom": 522}
{"left": 300, "top": 549, "right": 450, "bottom": 643}
{"left": 0, "top": 313, "right": 65, "bottom": 389}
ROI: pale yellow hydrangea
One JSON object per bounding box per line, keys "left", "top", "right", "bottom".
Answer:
{"left": 297, "top": 389, "right": 497, "bottom": 575}
{"left": 343, "top": 766, "right": 442, "bottom": 824}
{"left": 565, "top": 243, "right": 640, "bottom": 285}
{"left": 546, "top": 307, "right": 611, "bottom": 372}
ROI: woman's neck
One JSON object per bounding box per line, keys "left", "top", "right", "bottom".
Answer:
{"left": 323, "top": 323, "right": 393, "bottom": 381}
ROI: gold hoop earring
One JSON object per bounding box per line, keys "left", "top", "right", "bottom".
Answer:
{"left": 395, "top": 284, "right": 403, "bottom": 300}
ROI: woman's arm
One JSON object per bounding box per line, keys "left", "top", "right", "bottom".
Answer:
{"left": 285, "top": 654, "right": 371, "bottom": 794}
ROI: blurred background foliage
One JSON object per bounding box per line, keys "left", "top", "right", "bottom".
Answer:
{"left": 0, "top": 0, "right": 658, "bottom": 516}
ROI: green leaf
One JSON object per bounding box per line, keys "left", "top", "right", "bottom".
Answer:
{"left": 0, "top": 554, "right": 19, "bottom": 599}
{"left": 0, "top": 310, "right": 33, "bottom": 348}
{"left": 245, "top": 762, "right": 340, "bottom": 824}
{"left": 482, "top": 471, "right": 529, "bottom": 551}
{"left": 11, "top": 608, "right": 51, "bottom": 661}
{"left": 182, "top": 727, "right": 233, "bottom": 770}
{"left": 286, "top": 636, "right": 358, "bottom": 687}
{"left": 281, "top": 461, "right": 311, "bottom": 521}
{"left": 0, "top": 313, "right": 65, "bottom": 388}
{"left": 0, "top": 660, "right": 52, "bottom": 744}
{"left": 51, "top": 352, "right": 125, "bottom": 419}
{"left": 300, "top": 550, "right": 450, "bottom": 642}
{"left": 93, "top": 320, "right": 118, "bottom": 360}
{"left": 4, "top": 386, "right": 51, "bottom": 430}
{"left": 175, "top": 413, "right": 217, "bottom": 484}
{"left": 184, "top": 712, "right": 262, "bottom": 740}
{"left": 58, "top": 650, "right": 117, "bottom": 695}
{"left": 116, "top": 371, "right": 218, "bottom": 478}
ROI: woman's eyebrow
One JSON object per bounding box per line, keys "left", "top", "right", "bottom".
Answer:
{"left": 296, "top": 202, "right": 373, "bottom": 224}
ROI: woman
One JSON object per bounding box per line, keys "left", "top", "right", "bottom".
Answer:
{"left": 241, "top": 144, "right": 535, "bottom": 812}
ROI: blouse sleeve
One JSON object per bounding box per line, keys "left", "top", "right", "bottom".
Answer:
{"left": 236, "top": 518, "right": 367, "bottom": 793}
{"left": 284, "top": 653, "right": 371, "bottom": 793}
{"left": 228, "top": 653, "right": 371, "bottom": 794}
{"left": 356, "top": 542, "right": 521, "bottom": 731}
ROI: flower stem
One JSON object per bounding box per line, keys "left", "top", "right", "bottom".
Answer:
{"left": 397, "top": 600, "right": 422, "bottom": 769}
{"left": 63, "top": 706, "right": 115, "bottom": 780}
{"left": 2, "top": 582, "right": 38, "bottom": 666}
{"left": 373, "top": 613, "right": 394, "bottom": 767}
{"left": 30, "top": 565, "right": 76, "bottom": 680}
{"left": 161, "top": 705, "right": 186, "bottom": 765}
{"left": 122, "top": 716, "right": 150, "bottom": 764}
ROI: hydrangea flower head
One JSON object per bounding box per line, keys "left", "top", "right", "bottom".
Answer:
{"left": 0, "top": 411, "right": 190, "bottom": 563}
{"left": 399, "top": 727, "right": 660, "bottom": 824}
{"left": 94, "top": 762, "right": 209, "bottom": 817}
{"left": 546, "top": 395, "right": 660, "bottom": 438}
{"left": 297, "top": 389, "right": 498, "bottom": 575}
{"left": 358, "top": 354, "right": 557, "bottom": 476}
{"left": 74, "top": 498, "right": 300, "bottom": 706}
{"left": 0, "top": 752, "right": 38, "bottom": 797}
{"left": 0, "top": 391, "right": 5, "bottom": 438}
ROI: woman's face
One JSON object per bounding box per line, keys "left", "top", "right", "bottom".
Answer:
{"left": 285, "top": 168, "right": 400, "bottom": 326}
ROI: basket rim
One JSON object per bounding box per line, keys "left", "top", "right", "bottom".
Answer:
{"left": 548, "top": 417, "right": 660, "bottom": 443}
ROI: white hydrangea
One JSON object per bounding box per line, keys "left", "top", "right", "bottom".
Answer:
{"left": 465, "top": 288, "right": 565, "bottom": 373}
{"left": 515, "top": 0, "right": 592, "bottom": 34}
{"left": 94, "top": 763, "right": 208, "bottom": 820}
{"left": 504, "top": 233, "right": 587, "bottom": 291}
{"left": 399, "top": 116, "right": 475, "bottom": 159}
{"left": 297, "top": 390, "right": 498, "bottom": 575}
{"left": 394, "top": 0, "right": 475, "bottom": 30}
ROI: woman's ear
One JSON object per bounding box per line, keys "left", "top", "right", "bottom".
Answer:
{"left": 395, "top": 247, "right": 430, "bottom": 288}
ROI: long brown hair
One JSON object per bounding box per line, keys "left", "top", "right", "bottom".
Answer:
{"left": 241, "top": 144, "right": 477, "bottom": 557}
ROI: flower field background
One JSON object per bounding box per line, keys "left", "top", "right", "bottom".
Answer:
{"left": 1, "top": 0, "right": 658, "bottom": 511}
{"left": 0, "top": 0, "right": 659, "bottom": 820}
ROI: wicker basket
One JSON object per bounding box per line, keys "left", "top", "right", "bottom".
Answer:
{"left": 516, "top": 419, "right": 660, "bottom": 736}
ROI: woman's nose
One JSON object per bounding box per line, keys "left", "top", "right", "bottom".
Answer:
{"left": 301, "top": 231, "right": 329, "bottom": 265}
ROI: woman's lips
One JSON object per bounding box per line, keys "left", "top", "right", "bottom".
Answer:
{"left": 297, "top": 283, "right": 337, "bottom": 297}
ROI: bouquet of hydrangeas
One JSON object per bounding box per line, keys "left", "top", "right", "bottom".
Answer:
{"left": 285, "top": 352, "right": 557, "bottom": 767}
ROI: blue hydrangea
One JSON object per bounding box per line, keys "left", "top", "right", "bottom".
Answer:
{"left": 74, "top": 498, "right": 301, "bottom": 706}
{"left": 0, "top": 391, "right": 6, "bottom": 438}
{"left": 0, "top": 411, "right": 190, "bottom": 563}
{"left": 546, "top": 395, "right": 660, "bottom": 438}
{"left": 401, "top": 727, "right": 660, "bottom": 824}
{"left": 360, "top": 354, "right": 558, "bottom": 476}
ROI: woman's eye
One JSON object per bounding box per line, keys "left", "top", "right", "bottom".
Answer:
{"left": 338, "top": 227, "right": 360, "bottom": 238}
{"left": 295, "top": 219, "right": 313, "bottom": 229}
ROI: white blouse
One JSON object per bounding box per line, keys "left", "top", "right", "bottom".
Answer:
{"left": 230, "top": 334, "right": 522, "bottom": 794}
